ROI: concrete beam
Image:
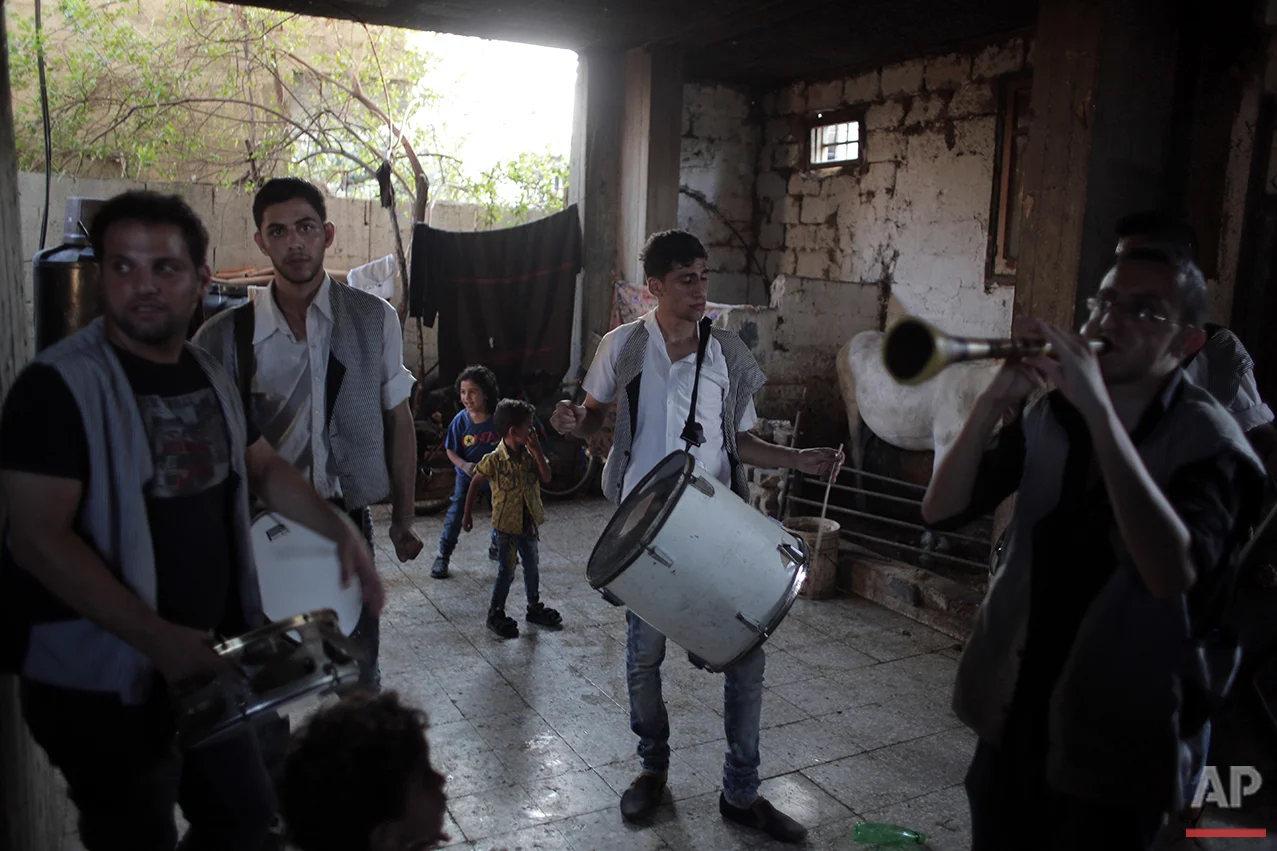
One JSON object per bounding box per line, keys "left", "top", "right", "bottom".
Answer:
{"left": 645, "top": 47, "right": 684, "bottom": 249}
{"left": 1011, "top": 0, "right": 1105, "bottom": 329}
{"left": 618, "top": 45, "right": 685, "bottom": 286}
{"left": 573, "top": 45, "right": 684, "bottom": 365}
{"left": 618, "top": 48, "right": 653, "bottom": 290}
{"left": 574, "top": 51, "right": 624, "bottom": 363}
{"left": 845, "top": 549, "right": 981, "bottom": 643}
{"left": 568, "top": 56, "right": 588, "bottom": 378}
{"left": 1013, "top": 0, "right": 1187, "bottom": 329}
{"left": 1071, "top": 0, "right": 1183, "bottom": 325}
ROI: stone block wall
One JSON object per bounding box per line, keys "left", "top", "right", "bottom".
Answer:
{"left": 17, "top": 171, "right": 549, "bottom": 385}
{"left": 755, "top": 36, "right": 1031, "bottom": 338}
{"left": 678, "top": 83, "right": 762, "bottom": 304}
{"left": 679, "top": 35, "right": 1032, "bottom": 341}
{"left": 677, "top": 36, "right": 1033, "bottom": 443}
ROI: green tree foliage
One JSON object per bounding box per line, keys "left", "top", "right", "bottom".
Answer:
{"left": 7, "top": 0, "right": 568, "bottom": 228}
{"left": 462, "top": 150, "right": 569, "bottom": 227}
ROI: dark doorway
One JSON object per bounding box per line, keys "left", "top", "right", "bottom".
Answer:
{"left": 1232, "top": 94, "right": 1277, "bottom": 406}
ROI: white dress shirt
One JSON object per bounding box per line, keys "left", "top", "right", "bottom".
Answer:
{"left": 584, "top": 310, "right": 757, "bottom": 501}
{"left": 251, "top": 275, "right": 416, "bottom": 499}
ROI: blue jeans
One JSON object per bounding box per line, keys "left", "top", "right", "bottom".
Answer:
{"left": 625, "top": 610, "right": 765, "bottom": 808}
{"left": 438, "top": 471, "right": 497, "bottom": 558}
{"left": 346, "top": 505, "right": 380, "bottom": 692}
{"left": 490, "top": 518, "right": 540, "bottom": 612}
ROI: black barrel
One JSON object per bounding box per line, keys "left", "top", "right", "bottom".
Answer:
{"left": 32, "top": 197, "right": 104, "bottom": 352}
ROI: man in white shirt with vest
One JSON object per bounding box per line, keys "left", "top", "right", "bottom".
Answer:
{"left": 196, "top": 178, "right": 424, "bottom": 693}
{"left": 552, "top": 230, "right": 841, "bottom": 843}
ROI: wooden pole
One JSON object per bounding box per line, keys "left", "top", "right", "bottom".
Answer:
{"left": 0, "top": 4, "right": 63, "bottom": 849}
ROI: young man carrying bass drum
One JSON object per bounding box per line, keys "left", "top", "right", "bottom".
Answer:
{"left": 552, "top": 229, "right": 842, "bottom": 843}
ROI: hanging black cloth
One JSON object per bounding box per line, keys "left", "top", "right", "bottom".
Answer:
{"left": 408, "top": 205, "right": 582, "bottom": 393}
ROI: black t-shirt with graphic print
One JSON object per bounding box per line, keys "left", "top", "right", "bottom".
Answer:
{"left": 0, "top": 345, "right": 260, "bottom": 633}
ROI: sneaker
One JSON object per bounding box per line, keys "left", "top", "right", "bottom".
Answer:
{"left": 526, "top": 602, "right": 562, "bottom": 629}
{"left": 486, "top": 608, "right": 519, "bottom": 639}
{"left": 719, "top": 794, "right": 807, "bottom": 843}
{"left": 619, "top": 771, "right": 667, "bottom": 822}
{"left": 431, "top": 556, "right": 449, "bottom": 579}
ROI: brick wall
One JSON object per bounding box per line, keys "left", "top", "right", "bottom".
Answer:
{"left": 681, "top": 35, "right": 1033, "bottom": 339}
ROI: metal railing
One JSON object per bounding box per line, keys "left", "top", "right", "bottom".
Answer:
{"left": 784, "top": 467, "right": 993, "bottom": 572}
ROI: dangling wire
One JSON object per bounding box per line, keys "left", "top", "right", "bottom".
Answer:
{"left": 35, "top": 0, "right": 53, "bottom": 250}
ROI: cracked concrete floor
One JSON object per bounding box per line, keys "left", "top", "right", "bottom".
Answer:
{"left": 55, "top": 498, "right": 1274, "bottom": 850}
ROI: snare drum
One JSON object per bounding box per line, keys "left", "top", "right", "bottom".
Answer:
{"left": 586, "top": 451, "right": 809, "bottom": 672}
{"left": 251, "top": 511, "right": 363, "bottom": 635}
{"left": 172, "top": 609, "right": 360, "bottom": 747}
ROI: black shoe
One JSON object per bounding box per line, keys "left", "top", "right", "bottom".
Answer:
{"left": 487, "top": 608, "right": 519, "bottom": 639}
{"left": 619, "top": 771, "right": 666, "bottom": 822}
{"left": 719, "top": 794, "right": 807, "bottom": 843}
{"left": 526, "top": 602, "right": 563, "bottom": 629}
{"left": 431, "top": 556, "right": 449, "bottom": 579}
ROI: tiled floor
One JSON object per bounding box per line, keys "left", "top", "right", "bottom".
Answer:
{"left": 54, "top": 498, "right": 1276, "bottom": 850}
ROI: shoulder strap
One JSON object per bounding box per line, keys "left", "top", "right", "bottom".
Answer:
{"left": 679, "top": 317, "right": 713, "bottom": 448}
{"left": 232, "top": 302, "right": 255, "bottom": 410}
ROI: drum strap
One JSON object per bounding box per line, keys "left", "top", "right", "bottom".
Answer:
{"left": 232, "top": 302, "right": 255, "bottom": 412}
{"left": 679, "top": 316, "right": 714, "bottom": 449}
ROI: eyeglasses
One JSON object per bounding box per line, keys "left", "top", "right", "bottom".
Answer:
{"left": 1084, "top": 296, "right": 1178, "bottom": 326}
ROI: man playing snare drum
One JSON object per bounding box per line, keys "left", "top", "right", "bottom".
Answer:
{"left": 0, "top": 191, "right": 384, "bottom": 851}
{"left": 552, "top": 229, "right": 841, "bottom": 843}
{"left": 195, "top": 177, "right": 424, "bottom": 693}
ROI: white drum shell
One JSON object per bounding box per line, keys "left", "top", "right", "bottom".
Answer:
{"left": 597, "top": 465, "right": 806, "bottom": 670}
{"left": 251, "top": 512, "right": 363, "bottom": 635}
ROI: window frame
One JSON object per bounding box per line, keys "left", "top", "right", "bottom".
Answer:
{"left": 803, "top": 107, "right": 866, "bottom": 171}
{"left": 985, "top": 74, "right": 1033, "bottom": 288}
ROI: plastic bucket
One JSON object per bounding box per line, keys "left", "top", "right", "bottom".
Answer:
{"left": 786, "top": 517, "right": 840, "bottom": 600}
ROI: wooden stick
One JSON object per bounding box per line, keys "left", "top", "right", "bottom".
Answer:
{"left": 811, "top": 442, "right": 844, "bottom": 574}
{"left": 778, "top": 387, "right": 807, "bottom": 522}
{"left": 778, "top": 409, "right": 801, "bottom": 520}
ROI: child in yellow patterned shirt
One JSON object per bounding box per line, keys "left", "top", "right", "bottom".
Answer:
{"left": 463, "top": 399, "right": 563, "bottom": 638}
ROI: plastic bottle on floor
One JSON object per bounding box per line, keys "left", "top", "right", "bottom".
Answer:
{"left": 850, "top": 821, "right": 927, "bottom": 845}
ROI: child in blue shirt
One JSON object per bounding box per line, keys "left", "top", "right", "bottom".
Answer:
{"left": 432, "top": 365, "right": 502, "bottom": 578}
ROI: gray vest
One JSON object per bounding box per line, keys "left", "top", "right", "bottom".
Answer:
{"left": 18, "top": 319, "right": 262, "bottom": 703}
{"left": 953, "top": 374, "right": 1264, "bottom": 810}
{"left": 195, "top": 281, "right": 391, "bottom": 509}
{"left": 602, "top": 320, "right": 766, "bottom": 503}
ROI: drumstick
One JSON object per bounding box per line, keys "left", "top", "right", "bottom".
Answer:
{"left": 811, "top": 443, "right": 843, "bottom": 568}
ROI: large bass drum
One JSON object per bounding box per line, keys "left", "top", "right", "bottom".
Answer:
{"left": 251, "top": 512, "right": 363, "bottom": 635}
{"left": 586, "top": 451, "right": 808, "bottom": 672}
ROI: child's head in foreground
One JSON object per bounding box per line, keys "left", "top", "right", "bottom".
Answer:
{"left": 493, "top": 398, "right": 537, "bottom": 449}
{"left": 277, "top": 690, "right": 448, "bottom": 851}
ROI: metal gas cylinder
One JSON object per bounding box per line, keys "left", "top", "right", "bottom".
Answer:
{"left": 32, "top": 196, "right": 105, "bottom": 352}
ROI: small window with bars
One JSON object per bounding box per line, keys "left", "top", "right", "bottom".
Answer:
{"left": 807, "top": 111, "right": 863, "bottom": 168}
